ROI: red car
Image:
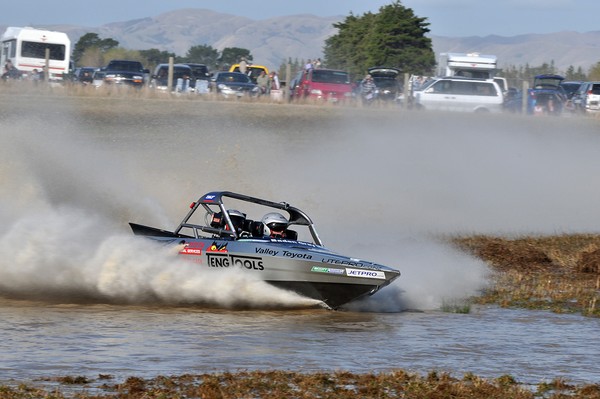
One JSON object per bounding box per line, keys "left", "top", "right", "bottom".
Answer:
{"left": 289, "top": 68, "right": 353, "bottom": 103}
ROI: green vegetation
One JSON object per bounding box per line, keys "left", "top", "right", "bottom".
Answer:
{"left": 72, "top": 33, "right": 254, "bottom": 71}
{"left": 323, "top": 1, "right": 435, "bottom": 77}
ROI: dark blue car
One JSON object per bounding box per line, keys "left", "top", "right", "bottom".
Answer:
{"left": 527, "top": 74, "right": 567, "bottom": 115}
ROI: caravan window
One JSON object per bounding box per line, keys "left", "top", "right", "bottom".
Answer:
{"left": 21, "top": 41, "right": 66, "bottom": 61}
{"left": 3, "top": 39, "right": 17, "bottom": 58}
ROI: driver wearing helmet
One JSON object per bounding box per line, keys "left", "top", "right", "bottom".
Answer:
{"left": 261, "top": 212, "right": 289, "bottom": 238}
{"left": 211, "top": 209, "right": 246, "bottom": 236}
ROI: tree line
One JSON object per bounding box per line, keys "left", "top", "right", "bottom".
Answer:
{"left": 72, "top": 1, "right": 600, "bottom": 84}
{"left": 73, "top": 32, "right": 254, "bottom": 72}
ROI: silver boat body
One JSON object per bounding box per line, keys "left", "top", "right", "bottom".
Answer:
{"left": 129, "top": 191, "right": 400, "bottom": 309}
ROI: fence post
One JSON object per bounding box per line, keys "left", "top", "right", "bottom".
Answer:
{"left": 522, "top": 80, "right": 529, "bottom": 114}
{"left": 44, "top": 47, "right": 50, "bottom": 82}
{"left": 168, "top": 57, "right": 174, "bottom": 92}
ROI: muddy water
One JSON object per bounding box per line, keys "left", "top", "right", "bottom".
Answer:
{"left": 0, "top": 300, "right": 598, "bottom": 384}
{"left": 0, "top": 93, "right": 599, "bottom": 384}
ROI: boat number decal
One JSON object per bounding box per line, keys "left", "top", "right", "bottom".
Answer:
{"left": 206, "top": 253, "right": 264, "bottom": 270}
{"left": 179, "top": 242, "right": 204, "bottom": 256}
{"left": 345, "top": 268, "right": 386, "bottom": 280}
{"left": 311, "top": 266, "right": 344, "bottom": 275}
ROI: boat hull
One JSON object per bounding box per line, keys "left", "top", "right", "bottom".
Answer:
{"left": 134, "top": 231, "right": 400, "bottom": 309}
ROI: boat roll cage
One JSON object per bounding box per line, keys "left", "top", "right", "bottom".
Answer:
{"left": 173, "top": 191, "right": 324, "bottom": 246}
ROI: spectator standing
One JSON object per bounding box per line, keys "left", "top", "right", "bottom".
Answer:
{"left": 305, "top": 59, "right": 313, "bottom": 71}
{"left": 360, "top": 74, "right": 377, "bottom": 105}
{"left": 2, "top": 59, "right": 20, "bottom": 80}
{"left": 315, "top": 58, "right": 322, "bottom": 68}
{"left": 269, "top": 71, "right": 280, "bottom": 91}
{"left": 256, "top": 70, "right": 270, "bottom": 95}
{"left": 239, "top": 57, "right": 248, "bottom": 75}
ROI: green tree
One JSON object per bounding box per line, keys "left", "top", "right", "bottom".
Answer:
{"left": 72, "top": 33, "right": 119, "bottom": 65}
{"left": 139, "top": 48, "right": 176, "bottom": 69}
{"left": 182, "top": 45, "right": 219, "bottom": 68}
{"left": 219, "top": 47, "right": 252, "bottom": 69}
{"left": 324, "top": 1, "right": 435, "bottom": 78}
{"left": 589, "top": 62, "right": 600, "bottom": 81}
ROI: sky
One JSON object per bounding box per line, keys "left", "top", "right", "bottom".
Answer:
{"left": 1, "top": 0, "right": 599, "bottom": 37}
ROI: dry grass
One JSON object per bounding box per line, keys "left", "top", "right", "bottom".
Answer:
{"left": 3, "top": 370, "right": 600, "bottom": 399}
{"left": 451, "top": 234, "right": 600, "bottom": 316}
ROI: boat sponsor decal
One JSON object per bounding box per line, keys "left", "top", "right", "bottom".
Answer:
{"left": 179, "top": 241, "right": 204, "bottom": 256}
{"left": 206, "top": 253, "right": 264, "bottom": 270}
{"left": 345, "top": 268, "right": 386, "bottom": 280}
{"left": 208, "top": 241, "right": 228, "bottom": 252}
{"left": 322, "top": 258, "right": 364, "bottom": 267}
{"left": 311, "top": 266, "right": 345, "bottom": 275}
{"left": 256, "top": 247, "right": 279, "bottom": 256}
{"left": 282, "top": 250, "right": 311, "bottom": 259}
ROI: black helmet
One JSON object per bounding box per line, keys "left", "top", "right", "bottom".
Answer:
{"left": 210, "top": 209, "right": 246, "bottom": 233}
{"left": 226, "top": 209, "right": 246, "bottom": 232}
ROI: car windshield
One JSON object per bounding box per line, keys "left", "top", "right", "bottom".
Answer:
{"left": 217, "top": 73, "right": 251, "bottom": 83}
{"left": 172, "top": 67, "right": 191, "bottom": 79}
{"left": 534, "top": 76, "right": 563, "bottom": 88}
{"left": 373, "top": 77, "right": 398, "bottom": 89}
{"left": 189, "top": 65, "right": 208, "bottom": 78}
{"left": 311, "top": 70, "right": 350, "bottom": 84}
{"left": 108, "top": 61, "right": 143, "bottom": 72}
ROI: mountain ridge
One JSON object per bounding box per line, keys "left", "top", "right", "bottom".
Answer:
{"left": 2, "top": 9, "right": 599, "bottom": 73}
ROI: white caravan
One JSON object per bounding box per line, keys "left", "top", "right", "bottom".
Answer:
{"left": 438, "top": 52, "right": 497, "bottom": 79}
{"left": 1, "top": 27, "right": 71, "bottom": 80}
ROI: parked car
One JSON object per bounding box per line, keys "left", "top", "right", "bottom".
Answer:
{"left": 560, "top": 80, "right": 585, "bottom": 99}
{"left": 527, "top": 74, "right": 567, "bottom": 115}
{"left": 229, "top": 64, "right": 269, "bottom": 83}
{"left": 493, "top": 77, "right": 508, "bottom": 93}
{"left": 149, "top": 63, "right": 194, "bottom": 92}
{"left": 185, "top": 63, "right": 210, "bottom": 81}
{"left": 412, "top": 76, "right": 504, "bottom": 113}
{"left": 574, "top": 81, "right": 600, "bottom": 113}
{"left": 72, "top": 67, "right": 98, "bottom": 84}
{"left": 101, "top": 59, "right": 149, "bottom": 87}
{"left": 209, "top": 71, "right": 259, "bottom": 97}
{"left": 91, "top": 70, "right": 105, "bottom": 88}
{"left": 289, "top": 68, "right": 353, "bottom": 103}
{"left": 367, "top": 66, "right": 402, "bottom": 102}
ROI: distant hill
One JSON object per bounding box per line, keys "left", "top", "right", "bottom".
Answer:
{"left": 2, "top": 9, "right": 599, "bottom": 73}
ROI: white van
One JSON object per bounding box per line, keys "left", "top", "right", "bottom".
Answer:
{"left": 1, "top": 26, "right": 71, "bottom": 81}
{"left": 413, "top": 77, "right": 504, "bottom": 113}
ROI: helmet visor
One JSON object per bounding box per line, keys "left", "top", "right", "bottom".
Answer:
{"left": 268, "top": 222, "right": 288, "bottom": 232}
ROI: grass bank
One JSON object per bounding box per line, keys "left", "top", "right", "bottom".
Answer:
{"left": 452, "top": 234, "right": 600, "bottom": 317}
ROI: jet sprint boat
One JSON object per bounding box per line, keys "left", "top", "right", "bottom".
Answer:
{"left": 129, "top": 191, "right": 400, "bottom": 309}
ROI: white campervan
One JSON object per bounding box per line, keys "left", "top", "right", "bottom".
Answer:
{"left": 413, "top": 76, "right": 504, "bottom": 113}
{"left": 1, "top": 27, "right": 71, "bottom": 81}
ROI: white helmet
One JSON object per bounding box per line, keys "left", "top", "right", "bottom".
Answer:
{"left": 261, "top": 212, "right": 288, "bottom": 236}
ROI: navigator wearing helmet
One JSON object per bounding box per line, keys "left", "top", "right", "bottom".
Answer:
{"left": 261, "top": 212, "right": 289, "bottom": 238}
